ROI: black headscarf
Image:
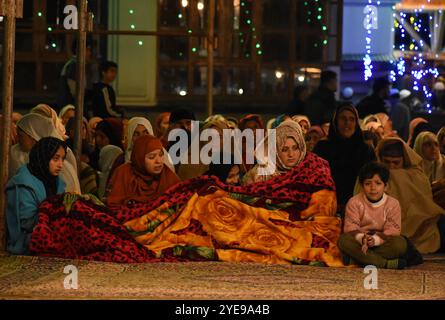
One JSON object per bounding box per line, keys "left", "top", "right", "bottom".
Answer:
{"left": 313, "top": 103, "right": 376, "bottom": 210}
{"left": 28, "top": 137, "right": 67, "bottom": 197}
{"left": 95, "top": 118, "right": 124, "bottom": 149}
{"left": 328, "top": 103, "right": 364, "bottom": 145}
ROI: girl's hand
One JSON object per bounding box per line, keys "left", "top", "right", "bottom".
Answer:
{"left": 361, "top": 235, "right": 369, "bottom": 254}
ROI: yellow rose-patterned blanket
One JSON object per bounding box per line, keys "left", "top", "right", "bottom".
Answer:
{"left": 125, "top": 189, "right": 344, "bottom": 267}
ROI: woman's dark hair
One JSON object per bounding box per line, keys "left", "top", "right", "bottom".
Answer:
{"left": 100, "top": 60, "right": 118, "bottom": 74}
{"left": 358, "top": 162, "right": 390, "bottom": 184}
{"left": 95, "top": 118, "right": 123, "bottom": 149}
{"left": 28, "top": 137, "right": 67, "bottom": 197}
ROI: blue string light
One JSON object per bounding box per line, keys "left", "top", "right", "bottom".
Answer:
{"left": 391, "top": 6, "right": 440, "bottom": 114}
{"left": 363, "top": 0, "right": 380, "bottom": 81}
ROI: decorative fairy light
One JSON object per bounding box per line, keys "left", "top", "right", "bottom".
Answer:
{"left": 305, "top": 0, "right": 329, "bottom": 49}
{"left": 392, "top": 7, "right": 440, "bottom": 114}
{"left": 363, "top": 0, "right": 379, "bottom": 81}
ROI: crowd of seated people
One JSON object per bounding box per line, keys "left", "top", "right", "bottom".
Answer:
{"left": 2, "top": 74, "right": 445, "bottom": 269}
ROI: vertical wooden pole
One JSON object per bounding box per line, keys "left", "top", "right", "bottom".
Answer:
{"left": 207, "top": 0, "right": 215, "bottom": 117}
{"left": 0, "top": 0, "right": 22, "bottom": 252}
{"left": 74, "top": 0, "right": 88, "bottom": 173}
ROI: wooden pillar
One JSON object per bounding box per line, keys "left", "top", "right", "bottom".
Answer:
{"left": 73, "top": 0, "right": 91, "bottom": 172}
{"left": 207, "top": 0, "right": 215, "bottom": 117}
{"left": 0, "top": 0, "right": 23, "bottom": 252}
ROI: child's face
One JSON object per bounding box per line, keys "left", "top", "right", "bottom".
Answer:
{"left": 103, "top": 67, "right": 117, "bottom": 83}
{"left": 362, "top": 174, "right": 386, "bottom": 202}
{"left": 49, "top": 147, "right": 66, "bottom": 176}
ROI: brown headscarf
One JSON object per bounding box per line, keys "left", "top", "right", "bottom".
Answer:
{"left": 408, "top": 117, "right": 428, "bottom": 146}
{"left": 374, "top": 137, "right": 445, "bottom": 253}
{"left": 106, "top": 135, "right": 180, "bottom": 206}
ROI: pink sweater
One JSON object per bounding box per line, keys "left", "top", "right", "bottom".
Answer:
{"left": 344, "top": 193, "right": 402, "bottom": 246}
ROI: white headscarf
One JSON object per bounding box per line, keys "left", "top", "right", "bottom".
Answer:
{"left": 125, "top": 117, "right": 154, "bottom": 163}
{"left": 98, "top": 145, "right": 123, "bottom": 199}
{"left": 59, "top": 104, "right": 75, "bottom": 120}
{"left": 124, "top": 117, "right": 175, "bottom": 172}
{"left": 31, "top": 104, "right": 67, "bottom": 140}
{"left": 414, "top": 131, "right": 445, "bottom": 183}
{"left": 11, "top": 113, "right": 81, "bottom": 193}
{"left": 243, "top": 120, "right": 307, "bottom": 184}
{"left": 291, "top": 115, "right": 311, "bottom": 129}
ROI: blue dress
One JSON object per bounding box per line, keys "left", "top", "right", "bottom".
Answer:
{"left": 5, "top": 165, "right": 65, "bottom": 255}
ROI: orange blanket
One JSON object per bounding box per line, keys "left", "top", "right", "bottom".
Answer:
{"left": 125, "top": 189, "right": 344, "bottom": 267}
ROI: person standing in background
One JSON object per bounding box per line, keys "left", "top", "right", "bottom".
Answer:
{"left": 90, "top": 61, "right": 123, "bottom": 119}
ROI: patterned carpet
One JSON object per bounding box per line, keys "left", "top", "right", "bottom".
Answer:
{"left": 0, "top": 253, "right": 444, "bottom": 300}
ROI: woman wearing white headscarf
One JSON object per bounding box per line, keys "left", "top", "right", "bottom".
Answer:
{"left": 98, "top": 145, "right": 124, "bottom": 200}
{"left": 10, "top": 113, "right": 81, "bottom": 193}
{"left": 414, "top": 131, "right": 445, "bottom": 184}
{"left": 125, "top": 117, "right": 154, "bottom": 162}
{"left": 59, "top": 104, "right": 75, "bottom": 126}
{"left": 31, "top": 104, "right": 68, "bottom": 140}
{"left": 291, "top": 115, "right": 311, "bottom": 135}
{"left": 125, "top": 116, "right": 175, "bottom": 172}
{"left": 242, "top": 119, "right": 307, "bottom": 184}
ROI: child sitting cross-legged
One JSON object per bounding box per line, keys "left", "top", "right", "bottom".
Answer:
{"left": 338, "top": 162, "right": 408, "bottom": 269}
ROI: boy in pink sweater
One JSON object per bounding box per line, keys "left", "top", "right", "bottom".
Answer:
{"left": 338, "top": 162, "right": 408, "bottom": 269}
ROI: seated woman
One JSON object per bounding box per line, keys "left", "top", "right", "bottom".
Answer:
{"left": 6, "top": 137, "right": 67, "bottom": 255}
{"left": 89, "top": 118, "right": 124, "bottom": 171}
{"left": 10, "top": 113, "right": 80, "bottom": 193}
{"left": 339, "top": 162, "right": 408, "bottom": 269}
{"left": 124, "top": 117, "right": 153, "bottom": 162}
{"left": 31, "top": 104, "right": 67, "bottom": 140}
{"left": 305, "top": 126, "right": 326, "bottom": 152}
{"left": 291, "top": 115, "right": 311, "bottom": 135}
{"left": 98, "top": 145, "right": 124, "bottom": 200}
{"left": 59, "top": 104, "right": 75, "bottom": 126}
{"left": 414, "top": 131, "right": 445, "bottom": 184}
{"left": 106, "top": 135, "right": 180, "bottom": 206}
{"left": 125, "top": 116, "right": 175, "bottom": 173}
{"left": 414, "top": 131, "right": 445, "bottom": 211}
{"left": 375, "top": 138, "right": 445, "bottom": 253}
{"left": 313, "top": 103, "right": 376, "bottom": 215}
{"left": 242, "top": 119, "right": 306, "bottom": 185}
